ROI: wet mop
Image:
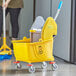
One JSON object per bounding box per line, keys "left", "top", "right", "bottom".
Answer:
{"left": 0, "top": 0, "right": 12, "bottom": 60}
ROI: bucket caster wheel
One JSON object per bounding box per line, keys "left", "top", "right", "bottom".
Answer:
{"left": 16, "top": 63, "right": 22, "bottom": 70}
{"left": 28, "top": 66, "right": 35, "bottom": 73}
{"left": 49, "top": 62, "right": 58, "bottom": 71}
{"left": 13, "top": 61, "right": 22, "bottom": 70}
{"left": 52, "top": 63, "right": 58, "bottom": 71}
{"left": 41, "top": 62, "right": 47, "bottom": 69}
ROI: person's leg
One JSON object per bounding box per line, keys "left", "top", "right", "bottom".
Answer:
{"left": 9, "top": 8, "right": 21, "bottom": 49}
{"left": 9, "top": 8, "right": 21, "bottom": 39}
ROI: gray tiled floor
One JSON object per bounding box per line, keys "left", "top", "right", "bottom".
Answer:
{"left": 0, "top": 57, "right": 76, "bottom": 76}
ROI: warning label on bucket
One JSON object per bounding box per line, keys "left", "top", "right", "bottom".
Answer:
{"left": 38, "top": 46, "right": 43, "bottom": 54}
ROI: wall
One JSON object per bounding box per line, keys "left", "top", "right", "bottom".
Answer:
{"left": 52, "top": 0, "right": 71, "bottom": 61}
{"left": 35, "top": 0, "right": 52, "bottom": 19}
{"left": 19, "top": 0, "right": 34, "bottom": 39}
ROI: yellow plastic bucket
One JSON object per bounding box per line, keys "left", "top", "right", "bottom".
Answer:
{"left": 13, "top": 38, "right": 54, "bottom": 63}
{"left": 12, "top": 17, "right": 57, "bottom": 63}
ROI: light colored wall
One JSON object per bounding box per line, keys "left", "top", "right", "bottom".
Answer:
{"left": 19, "top": 0, "right": 34, "bottom": 39}
{"left": 35, "top": 0, "right": 52, "bottom": 19}
{"left": 52, "top": 0, "right": 71, "bottom": 61}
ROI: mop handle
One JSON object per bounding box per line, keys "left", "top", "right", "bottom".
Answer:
{"left": 3, "top": 0, "right": 6, "bottom": 37}
{"left": 54, "top": 1, "right": 63, "bottom": 21}
{"left": 58, "top": 1, "right": 63, "bottom": 9}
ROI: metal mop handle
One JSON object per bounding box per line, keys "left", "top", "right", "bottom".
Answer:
{"left": 0, "top": 0, "right": 12, "bottom": 54}
{"left": 54, "top": 1, "right": 63, "bottom": 21}
{"left": 3, "top": 0, "right": 6, "bottom": 38}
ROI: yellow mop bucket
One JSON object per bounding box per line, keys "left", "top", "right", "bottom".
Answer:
{"left": 13, "top": 38, "right": 54, "bottom": 63}
{"left": 12, "top": 17, "right": 57, "bottom": 63}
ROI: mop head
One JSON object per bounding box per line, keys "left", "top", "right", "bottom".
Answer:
{"left": 0, "top": 54, "right": 12, "bottom": 61}
{"left": 0, "top": 44, "right": 12, "bottom": 55}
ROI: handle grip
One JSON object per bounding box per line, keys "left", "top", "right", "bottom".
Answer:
{"left": 58, "top": 1, "right": 63, "bottom": 9}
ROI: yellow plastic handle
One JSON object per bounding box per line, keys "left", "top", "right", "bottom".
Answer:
{"left": 29, "top": 30, "right": 36, "bottom": 33}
